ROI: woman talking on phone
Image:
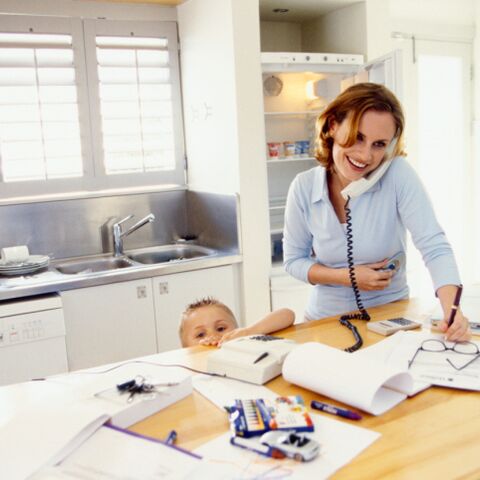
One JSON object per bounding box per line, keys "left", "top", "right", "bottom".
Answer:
{"left": 283, "top": 82, "right": 470, "bottom": 342}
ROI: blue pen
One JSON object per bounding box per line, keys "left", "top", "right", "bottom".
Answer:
{"left": 310, "top": 400, "right": 362, "bottom": 420}
{"left": 165, "top": 430, "right": 177, "bottom": 445}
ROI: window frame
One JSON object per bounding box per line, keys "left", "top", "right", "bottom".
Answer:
{"left": 0, "top": 15, "right": 185, "bottom": 201}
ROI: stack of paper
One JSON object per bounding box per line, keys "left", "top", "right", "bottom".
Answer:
{"left": 282, "top": 342, "right": 414, "bottom": 415}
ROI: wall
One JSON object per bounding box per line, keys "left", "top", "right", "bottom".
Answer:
{"left": 0, "top": 0, "right": 176, "bottom": 20}
{"left": 260, "top": 21, "right": 302, "bottom": 51}
{"left": 302, "top": 3, "right": 367, "bottom": 55}
{"left": 0, "top": 190, "right": 239, "bottom": 260}
{"left": 364, "top": 0, "right": 392, "bottom": 60}
{"left": 178, "top": 0, "right": 271, "bottom": 325}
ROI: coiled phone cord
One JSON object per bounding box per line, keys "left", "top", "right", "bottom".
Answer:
{"left": 340, "top": 196, "right": 371, "bottom": 352}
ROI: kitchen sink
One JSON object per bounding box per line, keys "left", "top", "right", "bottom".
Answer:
{"left": 126, "top": 244, "right": 217, "bottom": 265}
{"left": 55, "top": 256, "right": 135, "bottom": 275}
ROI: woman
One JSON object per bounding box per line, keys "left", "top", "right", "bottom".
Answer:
{"left": 283, "top": 82, "right": 470, "bottom": 342}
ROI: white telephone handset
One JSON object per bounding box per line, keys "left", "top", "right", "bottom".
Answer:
{"left": 341, "top": 138, "right": 398, "bottom": 200}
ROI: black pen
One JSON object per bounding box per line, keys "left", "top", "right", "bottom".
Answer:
{"left": 253, "top": 352, "right": 269, "bottom": 364}
{"left": 447, "top": 284, "right": 463, "bottom": 327}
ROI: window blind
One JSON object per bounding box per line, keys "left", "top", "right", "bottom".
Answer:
{"left": 0, "top": 32, "right": 83, "bottom": 182}
{"left": 95, "top": 35, "right": 176, "bottom": 175}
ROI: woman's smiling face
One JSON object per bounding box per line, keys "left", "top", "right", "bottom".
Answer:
{"left": 329, "top": 109, "right": 397, "bottom": 188}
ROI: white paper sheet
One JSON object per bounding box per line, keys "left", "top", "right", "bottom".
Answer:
{"left": 31, "top": 425, "right": 234, "bottom": 480}
{"left": 195, "top": 412, "right": 381, "bottom": 479}
{"left": 355, "top": 331, "right": 431, "bottom": 395}
{"left": 1, "top": 400, "right": 109, "bottom": 480}
{"left": 282, "top": 342, "right": 414, "bottom": 415}
{"left": 193, "top": 374, "right": 278, "bottom": 409}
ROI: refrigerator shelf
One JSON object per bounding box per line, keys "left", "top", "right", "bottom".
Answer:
{"left": 267, "top": 156, "right": 316, "bottom": 164}
{"left": 264, "top": 110, "right": 323, "bottom": 116}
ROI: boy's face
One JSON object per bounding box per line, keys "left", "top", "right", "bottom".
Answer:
{"left": 182, "top": 305, "right": 236, "bottom": 347}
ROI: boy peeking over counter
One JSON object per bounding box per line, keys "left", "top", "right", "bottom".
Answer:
{"left": 179, "top": 297, "right": 294, "bottom": 347}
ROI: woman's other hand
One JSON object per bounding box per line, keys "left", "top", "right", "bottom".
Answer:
{"left": 354, "top": 261, "right": 394, "bottom": 291}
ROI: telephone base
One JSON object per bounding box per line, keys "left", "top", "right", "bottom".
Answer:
{"left": 207, "top": 335, "right": 298, "bottom": 385}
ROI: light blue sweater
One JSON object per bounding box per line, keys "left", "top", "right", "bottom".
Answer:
{"left": 283, "top": 157, "right": 461, "bottom": 320}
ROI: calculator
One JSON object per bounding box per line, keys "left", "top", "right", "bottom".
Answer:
{"left": 367, "top": 317, "right": 422, "bottom": 336}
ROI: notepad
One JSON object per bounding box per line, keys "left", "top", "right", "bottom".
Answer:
{"left": 282, "top": 342, "right": 414, "bottom": 415}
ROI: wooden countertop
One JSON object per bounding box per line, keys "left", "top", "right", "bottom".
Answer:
{"left": 129, "top": 298, "right": 480, "bottom": 479}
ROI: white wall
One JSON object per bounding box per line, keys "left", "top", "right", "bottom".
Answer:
{"left": 301, "top": 3, "right": 367, "bottom": 54}
{"left": 178, "top": 0, "right": 271, "bottom": 325}
{"left": 0, "top": 0, "right": 176, "bottom": 20}
{"left": 260, "top": 21, "right": 302, "bottom": 51}
{"left": 364, "top": 0, "right": 392, "bottom": 60}
{"left": 474, "top": 1, "right": 480, "bottom": 287}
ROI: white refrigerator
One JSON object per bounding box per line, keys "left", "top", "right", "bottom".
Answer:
{"left": 263, "top": 50, "right": 402, "bottom": 321}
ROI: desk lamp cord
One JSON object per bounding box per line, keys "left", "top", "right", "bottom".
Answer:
{"left": 340, "top": 197, "right": 371, "bottom": 353}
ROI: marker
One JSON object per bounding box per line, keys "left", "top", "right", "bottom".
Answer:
{"left": 165, "top": 430, "right": 177, "bottom": 445}
{"left": 253, "top": 351, "right": 269, "bottom": 364}
{"left": 447, "top": 284, "right": 463, "bottom": 327}
{"left": 310, "top": 400, "right": 362, "bottom": 420}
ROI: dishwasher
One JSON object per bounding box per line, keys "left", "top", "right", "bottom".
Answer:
{"left": 0, "top": 293, "right": 68, "bottom": 386}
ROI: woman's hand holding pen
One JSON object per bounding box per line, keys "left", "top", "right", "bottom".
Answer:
{"left": 439, "top": 308, "right": 470, "bottom": 342}
{"left": 437, "top": 284, "right": 471, "bottom": 342}
{"left": 353, "top": 261, "right": 394, "bottom": 291}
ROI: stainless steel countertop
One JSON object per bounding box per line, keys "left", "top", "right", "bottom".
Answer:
{"left": 0, "top": 252, "right": 242, "bottom": 302}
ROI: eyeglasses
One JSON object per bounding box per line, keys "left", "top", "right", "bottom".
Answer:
{"left": 408, "top": 339, "right": 480, "bottom": 371}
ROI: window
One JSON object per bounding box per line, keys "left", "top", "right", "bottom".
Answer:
{"left": 0, "top": 15, "right": 184, "bottom": 199}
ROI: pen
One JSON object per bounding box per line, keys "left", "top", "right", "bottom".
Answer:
{"left": 253, "top": 352, "right": 269, "bottom": 364}
{"left": 310, "top": 400, "right": 362, "bottom": 420}
{"left": 165, "top": 429, "right": 177, "bottom": 445}
{"left": 447, "top": 284, "right": 463, "bottom": 327}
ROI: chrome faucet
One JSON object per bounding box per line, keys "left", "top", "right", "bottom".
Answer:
{"left": 112, "top": 213, "right": 155, "bottom": 256}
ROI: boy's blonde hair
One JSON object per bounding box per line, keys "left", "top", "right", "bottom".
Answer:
{"left": 179, "top": 297, "right": 237, "bottom": 346}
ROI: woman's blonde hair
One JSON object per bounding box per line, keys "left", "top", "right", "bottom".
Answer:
{"left": 315, "top": 82, "right": 406, "bottom": 171}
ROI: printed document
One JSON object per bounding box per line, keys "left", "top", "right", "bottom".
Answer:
{"left": 386, "top": 331, "right": 480, "bottom": 391}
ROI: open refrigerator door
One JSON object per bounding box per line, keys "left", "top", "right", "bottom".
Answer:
{"left": 262, "top": 50, "right": 402, "bottom": 318}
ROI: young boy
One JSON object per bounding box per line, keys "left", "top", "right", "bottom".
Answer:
{"left": 179, "top": 297, "right": 295, "bottom": 347}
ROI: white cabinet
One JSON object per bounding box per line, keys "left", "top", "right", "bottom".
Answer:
{"left": 152, "top": 265, "right": 238, "bottom": 352}
{"left": 62, "top": 279, "right": 157, "bottom": 370}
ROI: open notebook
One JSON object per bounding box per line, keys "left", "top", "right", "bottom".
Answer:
{"left": 282, "top": 342, "right": 415, "bottom": 415}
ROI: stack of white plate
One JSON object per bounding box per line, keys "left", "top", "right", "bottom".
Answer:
{"left": 0, "top": 255, "right": 50, "bottom": 276}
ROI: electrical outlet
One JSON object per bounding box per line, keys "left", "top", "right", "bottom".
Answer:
{"left": 158, "top": 282, "right": 169, "bottom": 295}
{"left": 137, "top": 286, "right": 147, "bottom": 299}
